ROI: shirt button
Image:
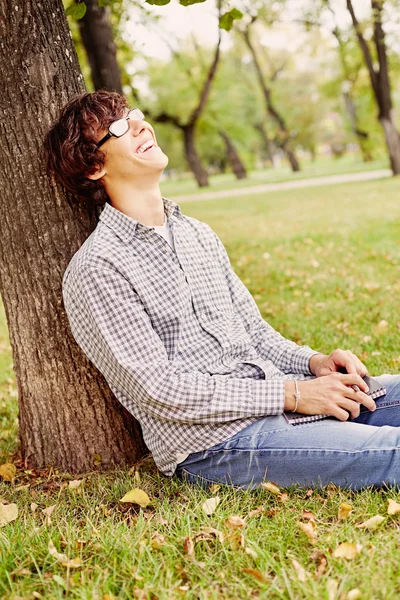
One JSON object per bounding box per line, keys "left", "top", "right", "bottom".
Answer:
{"left": 223, "top": 342, "right": 230, "bottom": 349}
{"left": 163, "top": 247, "right": 169, "bottom": 253}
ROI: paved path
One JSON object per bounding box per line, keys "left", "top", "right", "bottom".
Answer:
{"left": 174, "top": 168, "right": 392, "bottom": 203}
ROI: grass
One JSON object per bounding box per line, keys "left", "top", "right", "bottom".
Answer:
{"left": 2, "top": 174, "right": 400, "bottom": 599}
{"left": 160, "top": 155, "right": 388, "bottom": 198}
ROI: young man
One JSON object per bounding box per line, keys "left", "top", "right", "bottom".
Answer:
{"left": 46, "top": 90, "right": 400, "bottom": 490}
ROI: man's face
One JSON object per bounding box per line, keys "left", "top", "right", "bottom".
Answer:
{"left": 93, "top": 108, "right": 169, "bottom": 184}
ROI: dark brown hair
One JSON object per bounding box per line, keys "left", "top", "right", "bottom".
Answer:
{"left": 44, "top": 90, "right": 128, "bottom": 206}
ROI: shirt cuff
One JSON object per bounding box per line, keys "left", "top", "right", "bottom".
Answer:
{"left": 290, "top": 346, "right": 320, "bottom": 375}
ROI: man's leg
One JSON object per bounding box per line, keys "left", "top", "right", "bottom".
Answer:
{"left": 176, "top": 396, "right": 400, "bottom": 490}
{"left": 351, "top": 374, "right": 400, "bottom": 427}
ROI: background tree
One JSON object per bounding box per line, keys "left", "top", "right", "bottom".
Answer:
{"left": 0, "top": 0, "right": 145, "bottom": 472}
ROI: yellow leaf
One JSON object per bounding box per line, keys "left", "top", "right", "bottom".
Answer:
{"left": 242, "top": 568, "right": 269, "bottom": 584}
{"left": 225, "top": 515, "right": 246, "bottom": 530}
{"left": 0, "top": 463, "right": 16, "bottom": 482}
{"left": 261, "top": 481, "right": 281, "bottom": 495}
{"left": 356, "top": 515, "right": 385, "bottom": 530}
{"left": 48, "top": 540, "right": 81, "bottom": 568}
{"left": 387, "top": 499, "right": 400, "bottom": 515}
{"left": 338, "top": 502, "right": 353, "bottom": 520}
{"left": 298, "top": 520, "right": 318, "bottom": 545}
{"left": 327, "top": 579, "right": 339, "bottom": 600}
{"left": 62, "top": 557, "right": 82, "bottom": 568}
{"left": 209, "top": 483, "right": 221, "bottom": 494}
{"left": 202, "top": 496, "right": 220, "bottom": 516}
{"left": 183, "top": 536, "right": 195, "bottom": 558}
{"left": 68, "top": 480, "right": 82, "bottom": 489}
{"left": 347, "top": 590, "right": 361, "bottom": 600}
{"left": 333, "top": 542, "right": 362, "bottom": 560}
{"left": 0, "top": 502, "right": 18, "bottom": 526}
{"left": 120, "top": 488, "right": 150, "bottom": 507}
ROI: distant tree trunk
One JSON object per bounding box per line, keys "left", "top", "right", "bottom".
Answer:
{"left": 219, "top": 131, "right": 247, "bottom": 179}
{"left": 0, "top": 0, "right": 145, "bottom": 472}
{"left": 347, "top": 0, "right": 400, "bottom": 174}
{"left": 183, "top": 125, "right": 209, "bottom": 187}
{"left": 342, "top": 90, "right": 373, "bottom": 161}
{"left": 242, "top": 23, "right": 301, "bottom": 172}
{"left": 254, "top": 123, "right": 276, "bottom": 167}
{"left": 78, "top": 0, "right": 123, "bottom": 93}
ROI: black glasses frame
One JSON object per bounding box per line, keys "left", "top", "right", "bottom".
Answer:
{"left": 96, "top": 108, "right": 145, "bottom": 148}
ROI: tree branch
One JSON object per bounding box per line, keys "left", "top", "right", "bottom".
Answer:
{"left": 346, "top": 0, "right": 379, "bottom": 98}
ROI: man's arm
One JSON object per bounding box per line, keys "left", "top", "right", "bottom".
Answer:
{"left": 62, "top": 264, "right": 289, "bottom": 424}
{"left": 209, "top": 229, "right": 320, "bottom": 375}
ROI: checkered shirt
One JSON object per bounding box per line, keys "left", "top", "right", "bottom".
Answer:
{"left": 62, "top": 197, "right": 319, "bottom": 476}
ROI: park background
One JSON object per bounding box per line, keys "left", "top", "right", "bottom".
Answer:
{"left": 1, "top": 0, "right": 400, "bottom": 598}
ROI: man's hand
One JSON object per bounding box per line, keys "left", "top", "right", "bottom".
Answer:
{"left": 284, "top": 373, "right": 376, "bottom": 420}
{"left": 309, "top": 350, "right": 368, "bottom": 378}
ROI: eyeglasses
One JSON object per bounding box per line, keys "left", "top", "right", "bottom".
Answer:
{"left": 96, "top": 108, "right": 145, "bottom": 148}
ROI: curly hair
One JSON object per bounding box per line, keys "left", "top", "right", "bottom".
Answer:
{"left": 44, "top": 90, "right": 129, "bottom": 206}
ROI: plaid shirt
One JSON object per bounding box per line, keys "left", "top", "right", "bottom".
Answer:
{"left": 62, "top": 198, "right": 318, "bottom": 476}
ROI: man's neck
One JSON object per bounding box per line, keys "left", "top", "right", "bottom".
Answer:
{"left": 107, "top": 181, "right": 165, "bottom": 227}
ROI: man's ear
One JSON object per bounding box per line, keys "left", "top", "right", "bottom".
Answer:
{"left": 87, "top": 165, "right": 107, "bottom": 181}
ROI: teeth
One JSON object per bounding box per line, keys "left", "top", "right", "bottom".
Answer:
{"left": 136, "top": 140, "right": 155, "bottom": 154}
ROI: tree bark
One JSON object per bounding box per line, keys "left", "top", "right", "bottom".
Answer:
{"left": 242, "top": 25, "right": 300, "bottom": 172}
{"left": 346, "top": 0, "right": 400, "bottom": 174}
{"left": 219, "top": 131, "right": 247, "bottom": 179}
{"left": 0, "top": 0, "right": 146, "bottom": 472}
{"left": 254, "top": 123, "right": 276, "bottom": 167}
{"left": 183, "top": 125, "right": 209, "bottom": 186}
{"left": 78, "top": 0, "right": 123, "bottom": 93}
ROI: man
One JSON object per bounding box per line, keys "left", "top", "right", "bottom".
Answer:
{"left": 45, "top": 90, "right": 400, "bottom": 490}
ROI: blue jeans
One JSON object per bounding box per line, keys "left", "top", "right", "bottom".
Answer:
{"left": 175, "top": 374, "right": 400, "bottom": 490}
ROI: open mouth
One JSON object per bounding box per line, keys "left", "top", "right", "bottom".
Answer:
{"left": 135, "top": 140, "right": 157, "bottom": 154}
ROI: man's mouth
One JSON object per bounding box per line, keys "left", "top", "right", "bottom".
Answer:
{"left": 135, "top": 139, "right": 157, "bottom": 154}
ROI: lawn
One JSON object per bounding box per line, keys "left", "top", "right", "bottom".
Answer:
{"left": 1, "top": 175, "right": 400, "bottom": 599}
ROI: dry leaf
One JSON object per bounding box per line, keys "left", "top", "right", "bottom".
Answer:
{"left": 242, "top": 568, "right": 269, "bottom": 584}
{"left": 298, "top": 520, "right": 318, "bottom": 544}
{"left": 302, "top": 509, "right": 316, "bottom": 521}
{"left": 0, "top": 503, "right": 18, "bottom": 527}
{"left": 209, "top": 483, "right": 221, "bottom": 494}
{"left": 327, "top": 579, "right": 339, "bottom": 600}
{"left": 356, "top": 515, "right": 385, "bottom": 530}
{"left": 338, "top": 503, "right": 353, "bottom": 521}
{"left": 292, "top": 559, "right": 307, "bottom": 582}
{"left": 196, "top": 526, "right": 224, "bottom": 544}
{"left": 245, "top": 546, "right": 258, "bottom": 559}
{"left": 227, "top": 531, "right": 245, "bottom": 550}
{"left": 261, "top": 481, "right": 281, "bottom": 495}
{"left": 0, "top": 463, "right": 16, "bottom": 482}
{"left": 120, "top": 488, "right": 150, "bottom": 507}
{"left": 387, "top": 499, "right": 400, "bottom": 515}
{"left": 310, "top": 549, "right": 327, "bottom": 578}
{"left": 68, "top": 480, "right": 82, "bottom": 489}
{"left": 202, "top": 496, "right": 220, "bottom": 516}
{"left": 347, "top": 589, "right": 361, "bottom": 600}
{"left": 183, "top": 536, "right": 195, "bottom": 558}
{"left": 225, "top": 516, "right": 246, "bottom": 530}
{"left": 30, "top": 503, "right": 38, "bottom": 513}
{"left": 334, "top": 542, "right": 362, "bottom": 560}
{"left": 42, "top": 505, "right": 56, "bottom": 516}
{"left": 151, "top": 533, "right": 165, "bottom": 549}
{"left": 48, "top": 539, "right": 82, "bottom": 568}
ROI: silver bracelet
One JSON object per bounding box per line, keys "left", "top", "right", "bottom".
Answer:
{"left": 293, "top": 380, "right": 301, "bottom": 412}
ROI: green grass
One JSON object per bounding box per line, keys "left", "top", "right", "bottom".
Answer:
{"left": 160, "top": 155, "right": 388, "bottom": 198}
{"left": 2, "top": 175, "right": 400, "bottom": 599}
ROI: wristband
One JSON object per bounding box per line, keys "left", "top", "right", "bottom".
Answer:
{"left": 293, "top": 380, "right": 301, "bottom": 412}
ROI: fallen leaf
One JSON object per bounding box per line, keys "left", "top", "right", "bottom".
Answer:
{"left": 292, "top": 559, "right": 307, "bottom": 582}
{"left": 195, "top": 526, "right": 224, "bottom": 544}
{"left": 356, "top": 515, "right": 385, "bottom": 530}
{"left": 387, "top": 499, "right": 400, "bottom": 515}
{"left": 298, "top": 520, "right": 318, "bottom": 544}
{"left": 245, "top": 546, "right": 258, "bottom": 559}
{"left": 225, "top": 515, "right": 246, "bottom": 530}
{"left": 302, "top": 509, "right": 316, "bottom": 521}
{"left": 68, "top": 480, "right": 82, "bottom": 489}
{"left": 242, "top": 568, "right": 269, "bottom": 584}
{"left": 13, "top": 567, "right": 32, "bottom": 577}
{"left": 120, "top": 488, "right": 150, "bottom": 507}
{"left": 338, "top": 503, "right": 353, "bottom": 521}
{"left": 151, "top": 533, "right": 165, "bottom": 549}
{"left": 261, "top": 481, "right": 281, "bottom": 495}
{"left": 202, "top": 496, "right": 220, "bottom": 516}
{"left": 227, "top": 531, "right": 245, "bottom": 550}
{"left": 42, "top": 505, "right": 56, "bottom": 516}
{"left": 310, "top": 548, "right": 328, "bottom": 578}
{"left": 327, "top": 578, "right": 338, "bottom": 600}
{"left": 0, "top": 503, "right": 18, "bottom": 526}
{"left": 209, "top": 483, "right": 221, "bottom": 494}
{"left": 30, "top": 503, "right": 38, "bottom": 513}
{"left": 183, "top": 536, "right": 195, "bottom": 558}
{"left": 347, "top": 589, "right": 361, "bottom": 600}
{"left": 0, "top": 463, "right": 16, "bottom": 482}
{"left": 334, "top": 542, "right": 362, "bottom": 560}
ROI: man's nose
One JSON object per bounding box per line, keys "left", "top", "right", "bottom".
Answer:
{"left": 129, "top": 119, "right": 146, "bottom": 136}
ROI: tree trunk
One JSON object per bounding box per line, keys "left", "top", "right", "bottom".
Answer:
{"left": 254, "top": 123, "right": 276, "bottom": 167}
{"left": 343, "top": 91, "right": 373, "bottom": 162}
{"left": 219, "top": 131, "right": 247, "bottom": 179}
{"left": 380, "top": 114, "right": 400, "bottom": 174}
{"left": 0, "top": 0, "right": 146, "bottom": 472}
{"left": 183, "top": 125, "right": 209, "bottom": 187}
{"left": 78, "top": 0, "right": 123, "bottom": 93}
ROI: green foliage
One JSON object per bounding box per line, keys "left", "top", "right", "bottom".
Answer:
{"left": 145, "top": 0, "right": 207, "bottom": 5}
{"left": 65, "top": 1, "right": 87, "bottom": 20}
{"left": 219, "top": 8, "right": 243, "bottom": 31}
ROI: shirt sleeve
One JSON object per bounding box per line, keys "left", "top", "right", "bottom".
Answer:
{"left": 209, "top": 229, "right": 319, "bottom": 375}
{"left": 62, "top": 264, "right": 286, "bottom": 425}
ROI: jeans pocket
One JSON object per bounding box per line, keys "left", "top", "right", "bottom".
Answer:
{"left": 359, "top": 395, "right": 400, "bottom": 414}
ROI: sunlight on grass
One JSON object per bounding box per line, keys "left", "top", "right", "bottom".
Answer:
{"left": 1, "top": 177, "right": 400, "bottom": 599}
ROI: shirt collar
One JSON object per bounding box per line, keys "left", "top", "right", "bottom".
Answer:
{"left": 99, "top": 196, "right": 181, "bottom": 244}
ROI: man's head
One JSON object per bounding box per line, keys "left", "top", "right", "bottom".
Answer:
{"left": 45, "top": 90, "right": 168, "bottom": 206}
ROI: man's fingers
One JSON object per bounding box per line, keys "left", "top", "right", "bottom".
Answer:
{"left": 343, "top": 386, "right": 376, "bottom": 411}
{"left": 340, "top": 373, "right": 369, "bottom": 393}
